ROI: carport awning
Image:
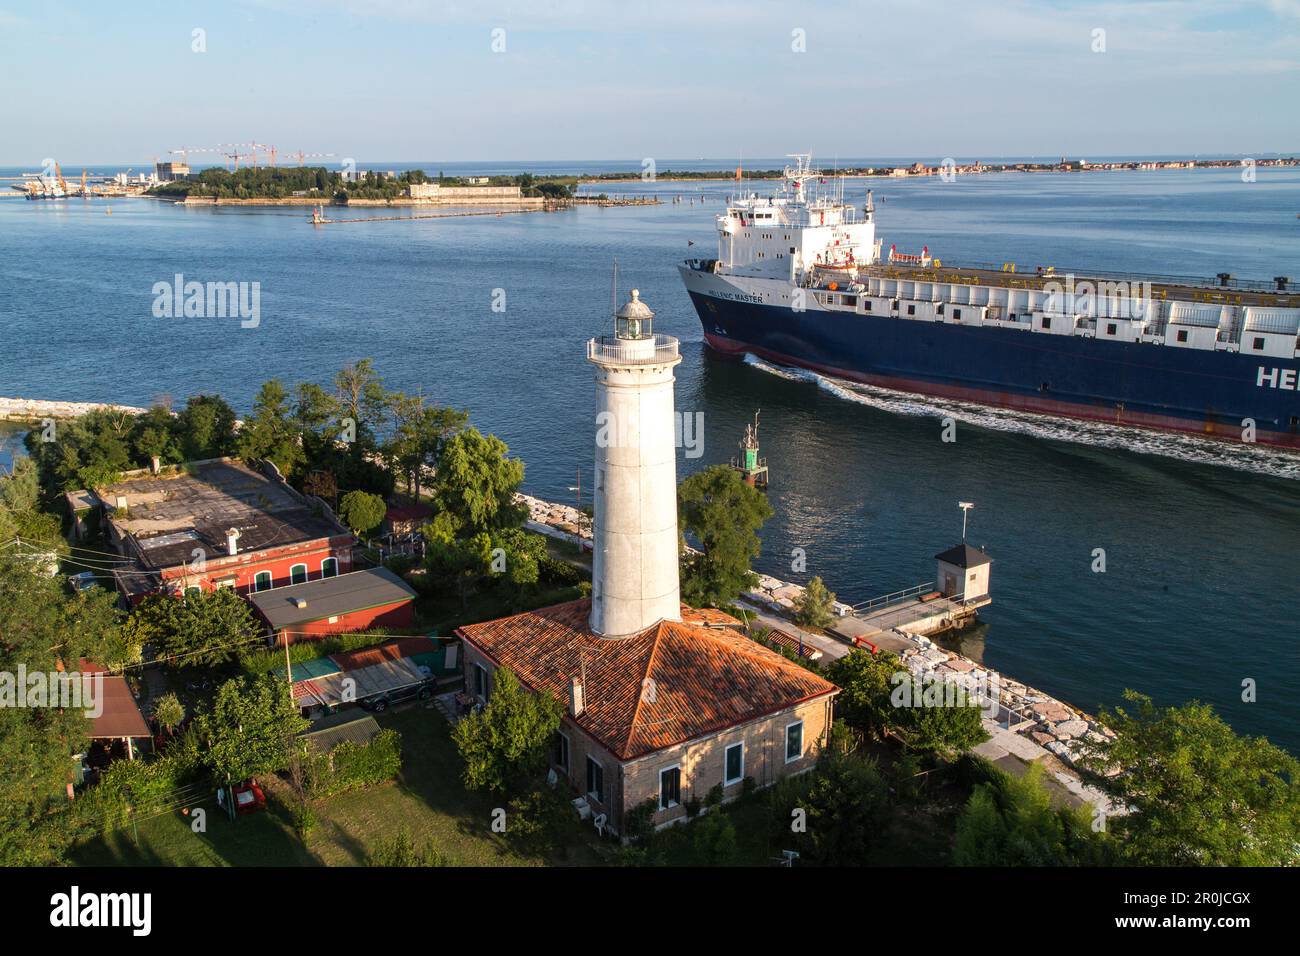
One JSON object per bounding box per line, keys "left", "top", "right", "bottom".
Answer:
{"left": 292, "top": 657, "right": 427, "bottom": 709}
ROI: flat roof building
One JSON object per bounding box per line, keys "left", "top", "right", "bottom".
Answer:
{"left": 248, "top": 566, "right": 417, "bottom": 644}
{"left": 92, "top": 458, "right": 353, "bottom": 603}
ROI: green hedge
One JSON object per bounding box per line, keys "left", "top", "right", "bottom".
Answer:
{"left": 306, "top": 728, "right": 402, "bottom": 797}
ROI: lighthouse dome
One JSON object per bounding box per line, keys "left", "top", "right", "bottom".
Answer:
{"left": 615, "top": 289, "right": 654, "bottom": 339}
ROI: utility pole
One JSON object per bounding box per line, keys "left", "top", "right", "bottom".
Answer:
{"left": 959, "top": 501, "right": 975, "bottom": 541}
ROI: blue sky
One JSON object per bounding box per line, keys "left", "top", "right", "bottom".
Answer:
{"left": 1, "top": 0, "right": 1297, "bottom": 166}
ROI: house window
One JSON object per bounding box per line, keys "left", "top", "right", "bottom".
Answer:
{"left": 586, "top": 756, "right": 605, "bottom": 803}
{"left": 321, "top": 557, "right": 339, "bottom": 578}
{"left": 253, "top": 570, "right": 272, "bottom": 592}
{"left": 785, "top": 721, "right": 804, "bottom": 763}
{"left": 1107, "top": 323, "right": 1118, "bottom": 336}
{"left": 659, "top": 766, "right": 681, "bottom": 810}
{"left": 1253, "top": 336, "right": 1265, "bottom": 350}
{"left": 552, "top": 731, "right": 569, "bottom": 771}
{"left": 474, "top": 663, "right": 490, "bottom": 701}
{"left": 1041, "top": 316, "right": 1051, "bottom": 330}
{"left": 864, "top": 301, "right": 872, "bottom": 311}
{"left": 906, "top": 304, "right": 916, "bottom": 316}
{"left": 1176, "top": 329, "right": 1189, "bottom": 343}
{"left": 724, "top": 742, "right": 745, "bottom": 786}
{"left": 290, "top": 563, "right": 308, "bottom": 585}
{"left": 953, "top": 308, "right": 962, "bottom": 320}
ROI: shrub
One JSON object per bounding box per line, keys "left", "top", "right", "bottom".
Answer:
{"left": 504, "top": 785, "right": 576, "bottom": 855}
{"left": 622, "top": 798, "right": 659, "bottom": 842}
{"left": 704, "top": 784, "right": 725, "bottom": 809}
{"left": 305, "top": 729, "right": 402, "bottom": 797}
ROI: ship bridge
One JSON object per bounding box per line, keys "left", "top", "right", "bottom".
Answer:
{"left": 716, "top": 155, "right": 879, "bottom": 280}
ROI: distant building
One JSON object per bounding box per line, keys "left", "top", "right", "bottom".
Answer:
{"left": 466, "top": 176, "right": 489, "bottom": 185}
{"left": 405, "top": 182, "right": 524, "bottom": 203}
{"left": 91, "top": 458, "right": 354, "bottom": 604}
{"left": 154, "top": 161, "right": 190, "bottom": 182}
{"left": 382, "top": 500, "right": 433, "bottom": 537}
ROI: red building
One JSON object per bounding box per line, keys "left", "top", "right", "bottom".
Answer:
{"left": 247, "top": 567, "right": 418, "bottom": 645}
{"left": 93, "top": 458, "right": 354, "bottom": 605}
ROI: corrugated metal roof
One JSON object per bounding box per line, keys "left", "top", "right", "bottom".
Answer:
{"left": 293, "top": 657, "right": 427, "bottom": 708}
{"left": 301, "top": 714, "right": 382, "bottom": 753}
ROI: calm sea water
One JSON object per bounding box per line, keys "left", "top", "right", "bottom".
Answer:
{"left": 2, "top": 166, "right": 1297, "bottom": 752}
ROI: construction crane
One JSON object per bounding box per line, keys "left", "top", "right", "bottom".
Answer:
{"left": 54, "top": 162, "right": 69, "bottom": 195}
{"left": 289, "top": 150, "right": 336, "bottom": 166}
{"left": 170, "top": 146, "right": 221, "bottom": 165}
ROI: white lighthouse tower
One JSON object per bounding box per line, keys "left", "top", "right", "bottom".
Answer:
{"left": 586, "top": 289, "right": 683, "bottom": 638}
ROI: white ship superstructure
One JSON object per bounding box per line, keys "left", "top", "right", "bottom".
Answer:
{"left": 678, "top": 155, "right": 1300, "bottom": 448}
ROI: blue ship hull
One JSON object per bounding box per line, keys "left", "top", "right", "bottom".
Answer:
{"left": 684, "top": 286, "right": 1300, "bottom": 448}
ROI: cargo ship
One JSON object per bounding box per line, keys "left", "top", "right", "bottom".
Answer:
{"left": 679, "top": 156, "right": 1300, "bottom": 448}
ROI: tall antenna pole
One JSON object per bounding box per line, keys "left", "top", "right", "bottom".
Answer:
{"left": 610, "top": 258, "right": 619, "bottom": 321}
{"left": 959, "top": 501, "right": 975, "bottom": 541}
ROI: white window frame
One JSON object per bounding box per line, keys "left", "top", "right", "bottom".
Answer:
{"left": 784, "top": 720, "right": 805, "bottom": 764}
{"left": 586, "top": 755, "right": 605, "bottom": 804}
{"left": 724, "top": 741, "right": 745, "bottom": 786}
{"left": 658, "top": 764, "right": 681, "bottom": 810}
{"left": 253, "top": 570, "right": 273, "bottom": 592}
{"left": 320, "top": 556, "right": 339, "bottom": 578}
{"left": 289, "top": 563, "right": 308, "bottom": 585}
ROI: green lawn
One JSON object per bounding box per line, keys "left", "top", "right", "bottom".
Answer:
{"left": 72, "top": 706, "right": 601, "bottom": 867}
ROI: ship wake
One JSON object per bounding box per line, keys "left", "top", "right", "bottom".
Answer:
{"left": 742, "top": 354, "right": 1300, "bottom": 481}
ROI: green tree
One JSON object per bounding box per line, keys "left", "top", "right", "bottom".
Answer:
{"left": 175, "top": 394, "right": 238, "bottom": 461}
{"left": 24, "top": 407, "right": 137, "bottom": 494}
{"left": 794, "top": 575, "right": 836, "bottom": 629}
{"left": 1080, "top": 691, "right": 1300, "bottom": 866}
{"left": 904, "top": 686, "right": 990, "bottom": 760}
{"left": 825, "top": 650, "right": 988, "bottom": 758}
{"left": 767, "top": 741, "right": 889, "bottom": 865}
{"left": 385, "top": 392, "right": 467, "bottom": 498}
{"left": 677, "top": 465, "right": 774, "bottom": 607}
{"left": 428, "top": 427, "right": 527, "bottom": 538}
{"left": 237, "top": 379, "right": 305, "bottom": 478}
{"left": 126, "top": 588, "right": 259, "bottom": 668}
{"left": 0, "top": 565, "right": 125, "bottom": 864}
{"left": 339, "top": 489, "right": 387, "bottom": 537}
{"left": 953, "top": 762, "right": 1114, "bottom": 866}
{"left": 451, "top": 668, "right": 563, "bottom": 793}
{"left": 130, "top": 404, "right": 182, "bottom": 465}
{"left": 690, "top": 810, "right": 741, "bottom": 865}
{"left": 334, "top": 359, "right": 388, "bottom": 452}
{"left": 825, "top": 650, "right": 903, "bottom": 737}
{"left": 151, "top": 692, "right": 185, "bottom": 734}
{"left": 0, "top": 456, "right": 41, "bottom": 512}
{"left": 197, "top": 674, "right": 308, "bottom": 783}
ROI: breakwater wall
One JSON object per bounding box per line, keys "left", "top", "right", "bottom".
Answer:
{"left": 0, "top": 397, "right": 149, "bottom": 422}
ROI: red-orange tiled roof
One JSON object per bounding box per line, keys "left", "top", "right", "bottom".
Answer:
{"left": 455, "top": 599, "right": 838, "bottom": 760}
